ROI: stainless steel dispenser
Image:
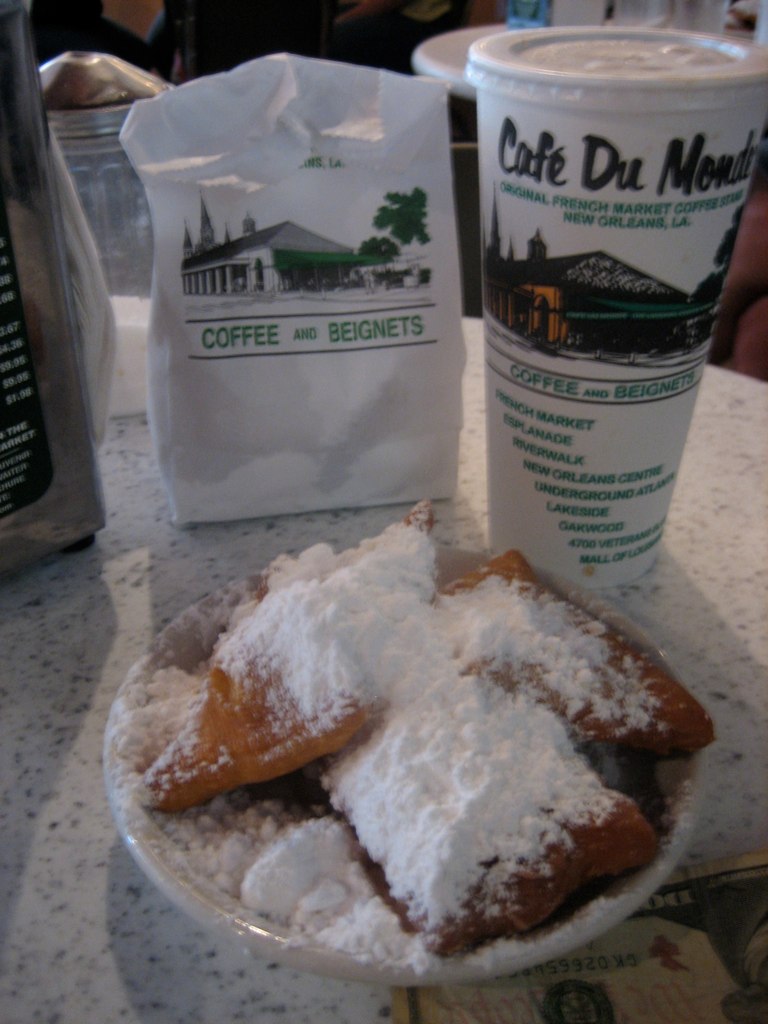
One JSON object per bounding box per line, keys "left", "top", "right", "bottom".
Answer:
{"left": 0, "top": 0, "right": 104, "bottom": 575}
{"left": 40, "top": 51, "right": 169, "bottom": 298}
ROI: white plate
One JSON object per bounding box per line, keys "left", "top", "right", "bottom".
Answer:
{"left": 104, "top": 547, "right": 703, "bottom": 986}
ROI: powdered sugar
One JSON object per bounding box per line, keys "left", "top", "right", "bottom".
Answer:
{"left": 135, "top": 781, "right": 435, "bottom": 971}
{"left": 214, "top": 518, "right": 438, "bottom": 729}
{"left": 109, "top": 665, "right": 203, "bottom": 780}
{"left": 325, "top": 679, "right": 620, "bottom": 930}
{"left": 441, "top": 576, "right": 657, "bottom": 730}
{"left": 159, "top": 793, "right": 295, "bottom": 898}
{"left": 104, "top": 524, "right": 688, "bottom": 975}
{"left": 241, "top": 816, "right": 370, "bottom": 927}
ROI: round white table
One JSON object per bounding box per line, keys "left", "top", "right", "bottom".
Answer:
{"left": 2, "top": 318, "right": 767, "bottom": 1022}
{"left": 411, "top": 11, "right": 750, "bottom": 98}
{"left": 412, "top": 22, "right": 504, "bottom": 99}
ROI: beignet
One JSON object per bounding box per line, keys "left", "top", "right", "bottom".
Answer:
{"left": 143, "top": 501, "right": 436, "bottom": 811}
{"left": 442, "top": 549, "right": 714, "bottom": 755}
{"left": 145, "top": 663, "right": 368, "bottom": 813}
{"left": 325, "top": 681, "right": 659, "bottom": 956}
{"left": 139, "top": 501, "right": 712, "bottom": 956}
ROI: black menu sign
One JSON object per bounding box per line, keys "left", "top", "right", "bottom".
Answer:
{"left": 0, "top": 183, "right": 52, "bottom": 518}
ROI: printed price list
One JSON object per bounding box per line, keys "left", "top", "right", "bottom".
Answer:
{"left": 0, "top": 191, "right": 52, "bottom": 518}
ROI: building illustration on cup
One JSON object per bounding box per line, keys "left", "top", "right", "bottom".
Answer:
{"left": 483, "top": 187, "right": 738, "bottom": 367}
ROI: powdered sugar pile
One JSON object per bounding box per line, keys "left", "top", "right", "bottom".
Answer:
{"left": 105, "top": 518, "right": 677, "bottom": 974}
{"left": 214, "top": 515, "right": 438, "bottom": 729}
{"left": 326, "top": 678, "right": 620, "bottom": 931}
{"left": 441, "top": 578, "right": 657, "bottom": 729}
{"left": 323, "top": 570, "right": 657, "bottom": 937}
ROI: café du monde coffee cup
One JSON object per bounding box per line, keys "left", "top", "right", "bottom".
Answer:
{"left": 466, "top": 28, "right": 768, "bottom": 587}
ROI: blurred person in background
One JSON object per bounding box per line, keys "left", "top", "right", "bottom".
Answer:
{"left": 329, "top": 0, "right": 468, "bottom": 75}
{"left": 147, "top": 0, "right": 334, "bottom": 80}
{"left": 30, "top": 0, "right": 154, "bottom": 69}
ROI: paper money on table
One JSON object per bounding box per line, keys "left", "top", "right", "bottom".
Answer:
{"left": 393, "top": 849, "right": 768, "bottom": 1024}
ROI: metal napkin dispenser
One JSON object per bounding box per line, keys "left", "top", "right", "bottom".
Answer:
{"left": 0, "top": 0, "right": 104, "bottom": 575}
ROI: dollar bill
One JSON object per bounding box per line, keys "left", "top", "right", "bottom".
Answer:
{"left": 393, "top": 849, "right": 768, "bottom": 1024}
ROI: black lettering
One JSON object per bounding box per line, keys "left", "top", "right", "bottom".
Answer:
{"left": 498, "top": 117, "right": 567, "bottom": 185}
{"left": 658, "top": 134, "right": 704, "bottom": 195}
{"left": 582, "top": 134, "right": 644, "bottom": 192}
{"left": 658, "top": 131, "right": 757, "bottom": 195}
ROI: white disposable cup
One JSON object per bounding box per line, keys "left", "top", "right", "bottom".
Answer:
{"left": 466, "top": 28, "right": 768, "bottom": 587}
{"left": 550, "top": 0, "right": 607, "bottom": 25}
{"left": 670, "top": 0, "right": 729, "bottom": 33}
{"left": 758, "top": 0, "right": 768, "bottom": 45}
{"left": 612, "top": 0, "right": 671, "bottom": 25}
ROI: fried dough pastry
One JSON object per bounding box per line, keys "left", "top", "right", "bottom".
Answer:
{"left": 138, "top": 502, "right": 713, "bottom": 958}
{"left": 144, "top": 501, "right": 435, "bottom": 812}
{"left": 145, "top": 664, "right": 368, "bottom": 812}
{"left": 351, "top": 785, "right": 657, "bottom": 956}
{"left": 325, "top": 670, "right": 662, "bottom": 958}
{"left": 441, "top": 548, "right": 541, "bottom": 595}
{"left": 324, "top": 534, "right": 711, "bottom": 956}
{"left": 444, "top": 549, "right": 715, "bottom": 755}
{"left": 423, "top": 792, "right": 658, "bottom": 956}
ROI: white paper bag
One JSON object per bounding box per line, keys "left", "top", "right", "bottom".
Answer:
{"left": 120, "top": 54, "right": 466, "bottom": 524}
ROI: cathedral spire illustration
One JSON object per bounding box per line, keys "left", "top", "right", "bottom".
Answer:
{"left": 200, "top": 194, "right": 215, "bottom": 250}
{"left": 489, "top": 185, "right": 501, "bottom": 261}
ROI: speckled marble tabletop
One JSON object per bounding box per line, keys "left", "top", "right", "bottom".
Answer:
{"left": 1, "top": 319, "right": 767, "bottom": 1024}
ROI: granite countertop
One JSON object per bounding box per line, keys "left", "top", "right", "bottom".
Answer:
{"left": 1, "top": 319, "right": 767, "bottom": 1023}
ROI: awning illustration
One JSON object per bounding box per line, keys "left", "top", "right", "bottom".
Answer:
{"left": 272, "top": 248, "right": 386, "bottom": 270}
{"left": 566, "top": 296, "right": 715, "bottom": 321}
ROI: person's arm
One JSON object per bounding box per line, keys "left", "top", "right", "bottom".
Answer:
{"left": 335, "top": 0, "right": 407, "bottom": 22}
{"left": 710, "top": 147, "right": 768, "bottom": 381}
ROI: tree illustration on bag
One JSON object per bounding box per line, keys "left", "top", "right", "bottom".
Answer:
{"left": 361, "top": 188, "right": 432, "bottom": 288}
{"left": 373, "top": 187, "right": 430, "bottom": 246}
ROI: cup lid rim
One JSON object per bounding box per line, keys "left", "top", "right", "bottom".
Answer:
{"left": 466, "top": 27, "right": 768, "bottom": 89}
